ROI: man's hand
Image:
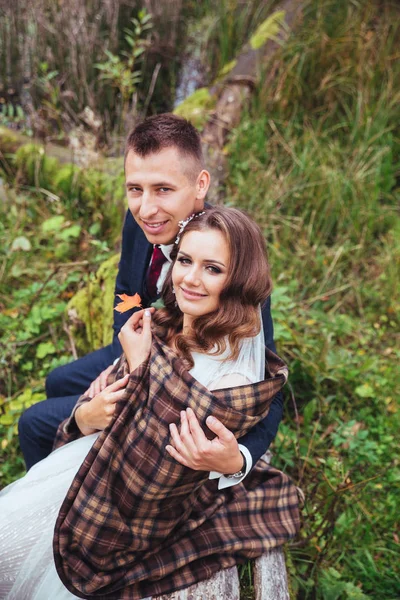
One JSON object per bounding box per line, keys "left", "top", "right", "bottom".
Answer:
{"left": 118, "top": 308, "right": 155, "bottom": 373}
{"left": 166, "top": 407, "right": 244, "bottom": 474}
{"left": 75, "top": 374, "right": 129, "bottom": 436}
{"left": 86, "top": 363, "right": 115, "bottom": 397}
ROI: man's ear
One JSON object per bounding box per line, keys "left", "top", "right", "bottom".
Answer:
{"left": 196, "top": 169, "right": 211, "bottom": 201}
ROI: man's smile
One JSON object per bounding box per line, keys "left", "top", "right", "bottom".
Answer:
{"left": 143, "top": 220, "right": 168, "bottom": 226}
{"left": 141, "top": 219, "right": 169, "bottom": 233}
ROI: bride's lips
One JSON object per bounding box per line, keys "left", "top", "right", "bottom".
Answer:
{"left": 141, "top": 219, "right": 169, "bottom": 234}
{"left": 180, "top": 287, "right": 207, "bottom": 300}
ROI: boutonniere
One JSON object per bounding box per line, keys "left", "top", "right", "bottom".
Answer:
{"left": 114, "top": 293, "right": 142, "bottom": 313}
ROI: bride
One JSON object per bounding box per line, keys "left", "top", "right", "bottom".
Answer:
{"left": 0, "top": 207, "right": 299, "bottom": 600}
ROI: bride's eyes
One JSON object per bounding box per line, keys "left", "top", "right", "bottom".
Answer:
{"left": 206, "top": 265, "right": 222, "bottom": 274}
{"left": 177, "top": 257, "right": 191, "bottom": 265}
{"left": 177, "top": 257, "right": 222, "bottom": 274}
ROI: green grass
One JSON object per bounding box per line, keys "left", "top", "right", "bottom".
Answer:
{"left": 224, "top": 1, "right": 400, "bottom": 597}
{"left": 187, "top": 0, "right": 278, "bottom": 81}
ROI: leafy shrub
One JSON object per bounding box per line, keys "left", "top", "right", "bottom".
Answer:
{"left": 0, "top": 171, "right": 118, "bottom": 489}
{"left": 15, "top": 143, "right": 58, "bottom": 189}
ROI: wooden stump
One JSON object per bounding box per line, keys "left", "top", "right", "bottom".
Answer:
{"left": 254, "top": 549, "right": 290, "bottom": 600}
{"left": 149, "top": 551, "right": 290, "bottom": 599}
{"left": 252, "top": 452, "right": 290, "bottom": 598}
{"left": 153, "top": 565, "right": 240, "bottom": 600}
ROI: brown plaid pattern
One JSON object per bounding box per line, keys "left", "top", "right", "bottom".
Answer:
{"left": 53, "top": 337, "right": 300, "bottom": 599}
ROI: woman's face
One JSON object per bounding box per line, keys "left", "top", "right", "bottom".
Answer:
{"left": 172, "top": 228, "right": 230, "bottom": 330}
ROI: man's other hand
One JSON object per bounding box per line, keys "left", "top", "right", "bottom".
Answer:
{"left": 75, "top": 374, "right": 129, "bottom": 436}
{"left": 86, "top": 364, "right": 115, "bottom": 397}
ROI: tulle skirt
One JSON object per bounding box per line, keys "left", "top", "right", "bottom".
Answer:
{"left": 0, "top": 433, "right": 100, "bottom": 600}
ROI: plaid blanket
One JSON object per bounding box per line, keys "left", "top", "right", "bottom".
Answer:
{"left": 53, "top": 336, "right": 300, "bottom": 599}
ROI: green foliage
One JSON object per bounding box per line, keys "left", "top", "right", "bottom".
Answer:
{"left": 216, "top": 59, "right": 237, "bottom": 80}
{"left": 0, "top": 167, "right": 122, "bottom": 488}
{"left": 193, "top": 0, "right": 276, "bottom": 79}
{"left": 15, "top": 143, "right": 59, "bottom": 189}
{"left": 319, "top": 568, "right": 369, "bottom": 600}
{"left": 67, "top": 254, "right": 119, "bottom": 354}
{"left": 76, "top": 167, "right": 126, "bottom": 238}
{"left": 12, "top": 142, "right": 125, "bottom": 236}
{"left": 0, "top": 148, "right": 126, "bottom": 481}
{"left": 36, "top": 62, "right": 64, "bottom": 135}
{"left": 224, "top": 1, "right": 400, "bottom": 596}
{"left": 0, "top": 103, "right": 27, "bottom": 132}
{"left": 0, "top": 127, "right": 20, "bottom": 155}
{"left": 95, "top": 9, "right": 152, "bottom": 132}
{"left": 250, "top": 10, "right": 286, "bottom": 50}
{"left": 52, "top": 165, "right": 80, "bottom": 200}
{"left": 173, "top": 88, "right": 216, "bottom": 130}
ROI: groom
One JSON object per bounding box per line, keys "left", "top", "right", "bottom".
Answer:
{"left": 19, "top": 114, "right": 283, "bottom": 487}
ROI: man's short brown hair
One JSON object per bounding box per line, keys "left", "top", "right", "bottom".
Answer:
{"left": 125, "top": 114, "right": 204, "bottom": 180}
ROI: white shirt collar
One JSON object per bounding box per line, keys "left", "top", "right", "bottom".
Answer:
{"left": 157, "top": 244, "right": 174, "bottom": 262}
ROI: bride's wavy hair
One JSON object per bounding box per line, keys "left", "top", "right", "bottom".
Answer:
{"left": 152, "top": 207, "right": 272, "bottom": 368}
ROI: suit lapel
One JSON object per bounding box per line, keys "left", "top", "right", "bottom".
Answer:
{"left": 131, "top": 228, "right": 153, "bottom": 299}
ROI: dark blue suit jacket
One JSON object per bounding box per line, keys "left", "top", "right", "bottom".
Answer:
{"left": 112, "top": 210, "right": 283, "bottom": 467}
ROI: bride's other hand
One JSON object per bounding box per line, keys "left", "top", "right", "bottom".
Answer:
{"left": 75, "top": 374, "right": 129, "bottom": 436}
{"left": 166, "top": 407, "right": 244, "bottom": 474}
{"left": 118, "top": 308, "right": 155, "bottom": 373}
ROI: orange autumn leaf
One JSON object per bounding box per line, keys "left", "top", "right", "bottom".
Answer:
{"left": 114, "top": 293, "right": 142, "bottom": 313}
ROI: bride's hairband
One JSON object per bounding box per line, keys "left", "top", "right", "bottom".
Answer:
{"left": 175, "top": 211, "right": 205, "bottom": 245}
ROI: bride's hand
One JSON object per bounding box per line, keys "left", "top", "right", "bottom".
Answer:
{"left": 166, "top": 407, "right": 244, "bottom": 474}
{"left": 118, "top": 308, "right": 155, "bottom": 372}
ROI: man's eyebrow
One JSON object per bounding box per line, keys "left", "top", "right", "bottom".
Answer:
{"left": 125, "top": 180, "right": 175, "bottom": 187}
{"left": 178, "top": 250, "right": 227, "bottom": 267}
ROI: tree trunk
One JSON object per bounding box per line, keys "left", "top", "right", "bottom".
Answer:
{"left": 202, "top": 0, "right": 303, "bottom": 204}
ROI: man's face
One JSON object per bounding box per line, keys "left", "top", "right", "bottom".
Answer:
{"left": 125, "top": 147, "right": 209, "bottom": 245}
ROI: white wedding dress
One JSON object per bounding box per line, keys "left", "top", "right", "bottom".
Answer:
{"left": 0, "top": 335, "right": 264, "bottom": 600}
